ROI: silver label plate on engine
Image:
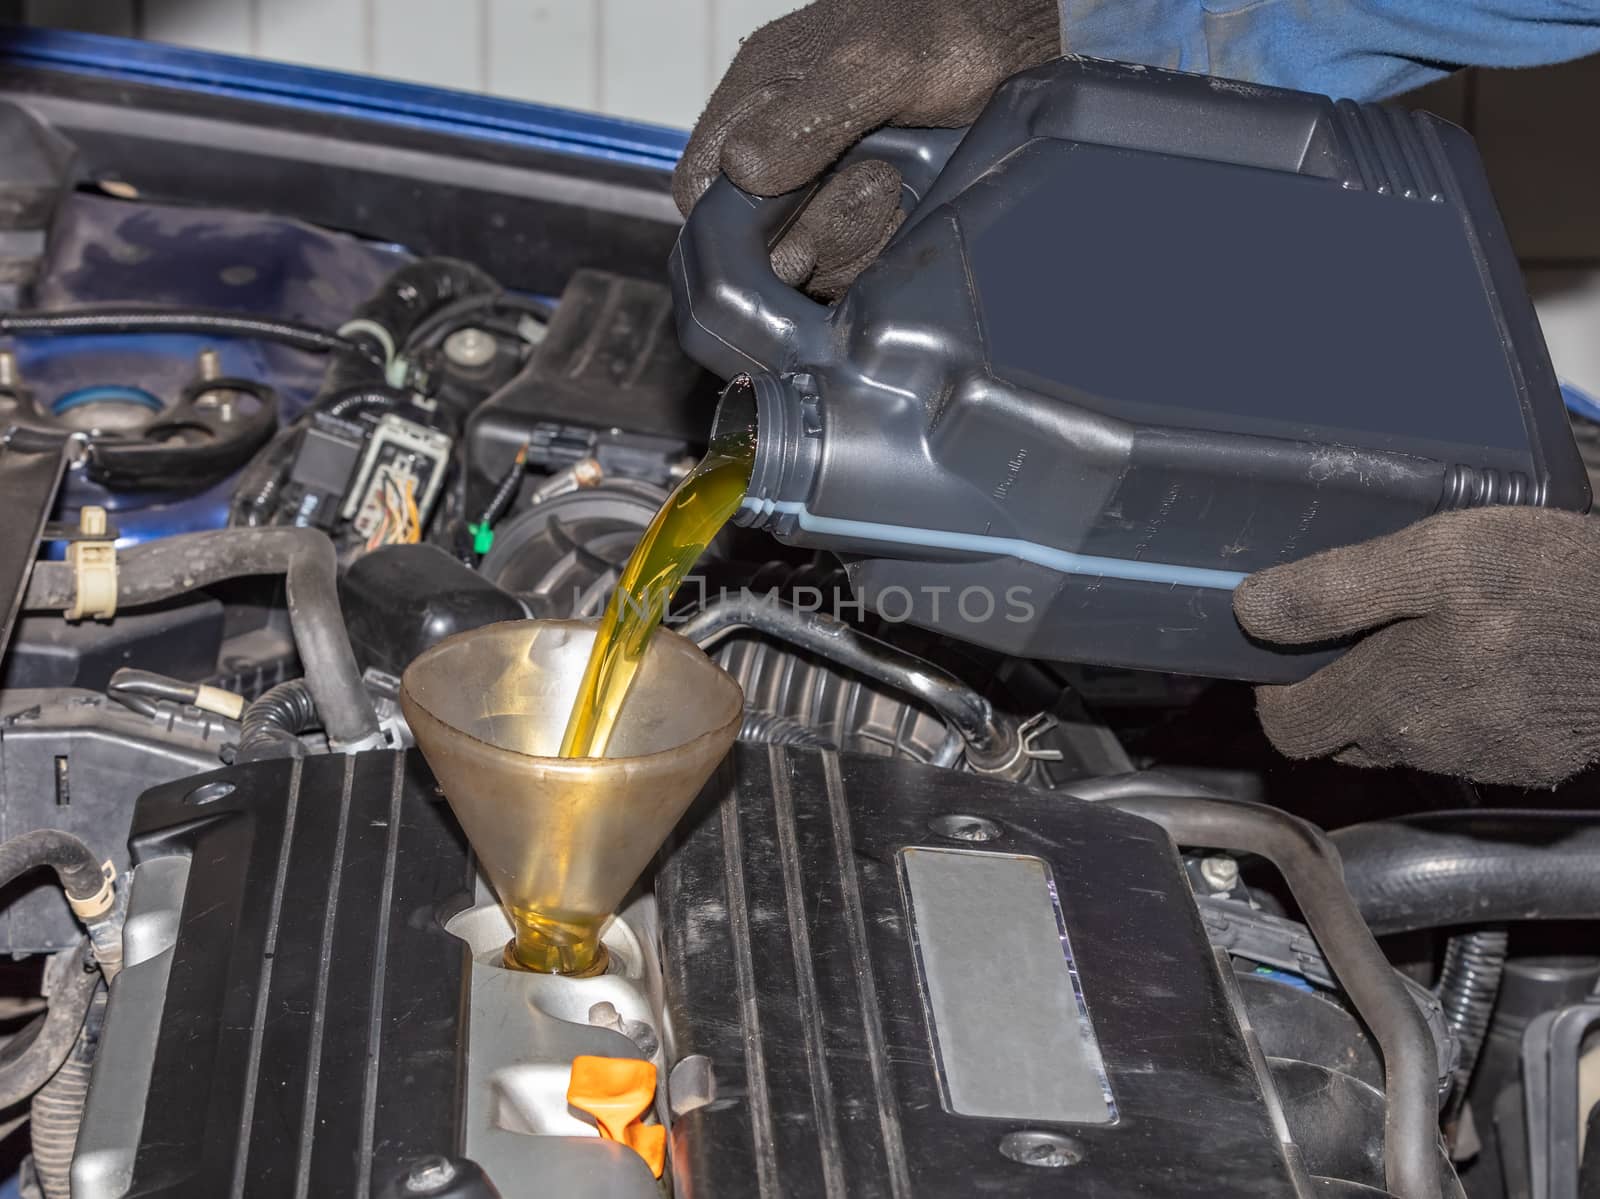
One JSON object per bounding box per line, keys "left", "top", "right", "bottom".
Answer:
{"left": 900, "top": 847, "right": 1115, "bottom": 1124}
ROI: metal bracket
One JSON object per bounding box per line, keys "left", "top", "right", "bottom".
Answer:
{"left": 0, "top": 425, "right": 70, "bottom": 652}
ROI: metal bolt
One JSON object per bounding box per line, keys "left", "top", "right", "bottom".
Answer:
{"left": 193, "top": 352, "right": 235, "bottom": 422}
{"left": 929, "top": 813, "right": 1001, "bottom": 843}
{"left": 193, "top": 392, "right": 234, "bottom": 423}
{"left": 999, "top": 1130, "right": 1082, "bottom": 1168}
{"left": 404, "top": 1155, "right": 457, "bottom": 1193}
{"left": 442, "top": 326, "right": 497, "bottom": 369}
{"left": 1199, "top": 854, "right": 1240, "bottom": 892}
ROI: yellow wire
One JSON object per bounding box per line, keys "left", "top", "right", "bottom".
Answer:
{"left": 403, "top": 478, "right": 421, "bottom": 543}
{"left": 358, "top": 472, "right": 424, "bottom": 551}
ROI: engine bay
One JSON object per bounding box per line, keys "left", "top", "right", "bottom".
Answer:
{"left": 0, "top": 37, "right": 1593, "bottom": 1199}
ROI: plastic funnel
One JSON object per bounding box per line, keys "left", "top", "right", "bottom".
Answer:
{"left": 401, "top": 619, "right": 742, "bottom": 974}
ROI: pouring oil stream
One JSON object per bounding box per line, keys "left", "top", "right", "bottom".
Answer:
{"left": 558, "top": 414, "right": 756, "bottom": 758}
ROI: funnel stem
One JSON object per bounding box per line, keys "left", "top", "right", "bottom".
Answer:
{"left": 506, "top": 912, "right": 607, "bottom": 976}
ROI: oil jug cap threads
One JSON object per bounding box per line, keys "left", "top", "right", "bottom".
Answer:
{"left": 719, "top": 371, "right": 820, "bottom": 535}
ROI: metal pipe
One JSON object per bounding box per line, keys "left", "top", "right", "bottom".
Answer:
{"left": 677, "top": 596, "right": 1021, "bottom": 770}
{"left": 1104, "top": 792, "right": 1441, "bottom": 1199}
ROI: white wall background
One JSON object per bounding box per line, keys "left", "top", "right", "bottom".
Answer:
{"left": 19, "top": 0, "right": 803, "bottom": 129}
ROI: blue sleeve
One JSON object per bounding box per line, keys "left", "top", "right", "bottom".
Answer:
{"left": 1060, "top": 0, "right": 1600, "bottom": 101}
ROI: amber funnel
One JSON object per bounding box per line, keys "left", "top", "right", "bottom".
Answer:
{"left": 400, "top": 619, "right": 742, "bottom": 974}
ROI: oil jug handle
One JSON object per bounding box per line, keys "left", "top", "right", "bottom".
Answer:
{"left": 669, "top": 125, "right": 964, "bottom": 381}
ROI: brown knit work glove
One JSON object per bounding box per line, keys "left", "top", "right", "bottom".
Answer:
{"left": 1233, "top": 507, "right": 1600, "bottom": 788}
{"left": 673, "top": 0, "right": 1061, "bottom": 299}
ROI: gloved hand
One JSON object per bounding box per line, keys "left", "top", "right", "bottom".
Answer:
{"left": 1233, "top": 507, "right": 1600, "bottom": 788}
{"left": 673, "top": 0, "right": 1060, "bottom": 299}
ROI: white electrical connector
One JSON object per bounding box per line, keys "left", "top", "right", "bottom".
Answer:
{"left": 341, "top": 413, "right": 452, "bottom": 541}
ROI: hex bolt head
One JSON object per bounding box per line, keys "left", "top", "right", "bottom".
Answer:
{"left": 929, "top": 814, "right": 1001, "bottom": 843}
{"left": 999, "top": 1130, "right": 1083, "bottom": 1168}
{"left": 443, "top": 327, "right": 497, "bottom": 369}
{"left": 1199, "top": 854, "right": 1240, "bottom": 892}
{"left": 404, "top": 1156, "right": 458, "bottom": 1193}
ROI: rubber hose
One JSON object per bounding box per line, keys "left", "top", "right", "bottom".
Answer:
{"left": 1435, "top": 928, "right": 1507, "bottom": 1109}
{"left": 0, "top": 307, "right": 377, "bottom": 363}
{"left": 236, "top": 679, "right": 319, "bottom": 762}
{"left": 0, "top": 830, "right": 105, "bottom": 906}
{"left": 1106, "top": 792, "right": 1440, "bottom": 1199}
{"left": 354, "top": 259, "right": 498, "bottom": 347}
{"left": 323, "top": 258, "right": 499, "bottom": 398}
{"left": 738, "top": 709, "right": 836, "bottom": 749}
{"left": 0, "top": 942, "right": 96, "bottom": 1109}
{"left": 30, "top": 989, "right": 102, "bottom": 1199}
{"left": 107, "top": 667, "right": 197, "bottom": 706}
{"left": 24, "top": 528, "right": 380, "bottom": 748}
{"left": 104, "top": 690, "right": 160, "bottom": 719}
{"left": 1330, "top": 811, "right": 1600, "bottom": 937}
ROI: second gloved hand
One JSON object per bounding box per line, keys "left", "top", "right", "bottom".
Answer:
{"left": 673, "top": 0, "right": 1060, "bottom": 299}
{"left": 1233, "top": 507, "right": 1600, "bottom": 788}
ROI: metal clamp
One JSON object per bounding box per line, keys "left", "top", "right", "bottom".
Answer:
{"left": 67, "top": 859, "right": 117, "bottom": 922}
{"left": 965, "top": 712, "right": 1065, "bottom": 780}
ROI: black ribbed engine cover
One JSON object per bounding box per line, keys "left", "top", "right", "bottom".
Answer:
{"left": 80, "top": 752, "right": 482, "bottom": 1199}
{"left": 658, "top": 743, "right": 1307, "bottom": 1197}
{"left": 83, "top": 744, "right": 1404, "bottom": 1198}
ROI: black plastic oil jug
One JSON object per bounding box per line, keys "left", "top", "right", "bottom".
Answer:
{"left": 669, "top": 56, "right": 1589, "bottom": 680}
